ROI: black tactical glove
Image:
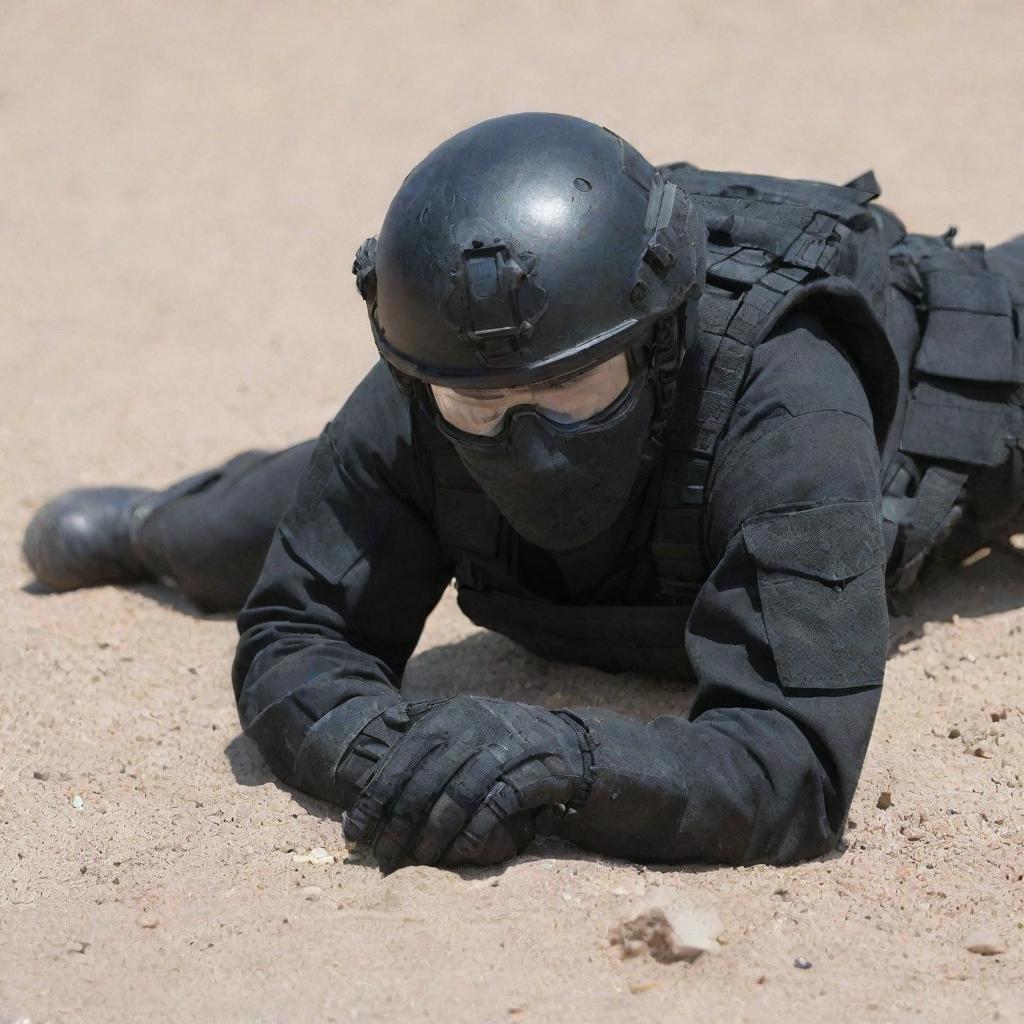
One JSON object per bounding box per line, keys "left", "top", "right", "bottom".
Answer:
{"left": 316, "top": 694, "right": 529, "bottom": 865}
{"left": 341, "top": 695, "right": 595, "bottom": 874}
{"left": 325, "top": 691, "right": 405, "bottom": 808}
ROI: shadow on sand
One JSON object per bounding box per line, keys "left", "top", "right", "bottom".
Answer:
{"left": 892, "top": 541, "right": 1024, "bottom": 646}
{"left": 20, "top": 577, "right": 237, "bottom": 621}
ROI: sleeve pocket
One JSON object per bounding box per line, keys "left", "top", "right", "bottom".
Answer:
{"left": 742, "top": 501, "right": 888, "bottom": 689}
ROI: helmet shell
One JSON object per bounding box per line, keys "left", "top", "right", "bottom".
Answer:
{"left": 366, "top": 112, "right": 703, "bottom": 387}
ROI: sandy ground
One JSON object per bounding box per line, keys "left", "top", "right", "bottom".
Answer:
{"left": 2, "top": 2, "right": 1023, "bottom": 1021}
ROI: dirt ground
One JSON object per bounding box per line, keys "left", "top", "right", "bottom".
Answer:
{"left": 2, "top": 2, "right": 1023, "bottom": 1021}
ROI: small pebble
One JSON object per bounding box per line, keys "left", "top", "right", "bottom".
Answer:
{"left": 628, "top": 981, "right": 657, "bottom": 994}
{"left": 32, "top": 769, "right": 50, "bottom": 781}
{"left": 137, "top": 913, "right": 159, "bottom": 929}
{"left": 292, "top": 847, "right": 335, "bottom": 866}
{"left": 301, "top": 886, "right": 323, "bottom": 901}
{"left": 903, "top": 828, "right": 925, "bottom": 841}
{"left": 793, "top": 957, "right": 813, "bottom": 970}
{"left": 71, "top": 795, "right": 85, "bottom": 810}
{"left": 947, "top": 727, "right": 961, "bottom": 739}
{"left": 876, "top": 791, "right": 893, "bottom": 810}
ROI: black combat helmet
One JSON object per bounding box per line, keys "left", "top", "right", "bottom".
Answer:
{"left": 353, "top": 112, "right": 705, "bottom": 390}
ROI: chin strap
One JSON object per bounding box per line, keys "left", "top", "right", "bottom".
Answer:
{"left": 638, "top": 303, "right": 686, "bottom": 471}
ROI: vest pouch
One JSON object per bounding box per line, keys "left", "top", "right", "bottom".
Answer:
{"left": 901, "top": 379, "right": 1018, "bottom": 468}
{"left": 742, "top": 501, "right": 888, "bottom": 690}
{"left": 456, "top": 587, "right": 694, "bottom": 678}
{"left": 901, "top": 250, "right": 1023, "bottom": 468}
{"left": 914, "top": 264, "right": 1021, "bottom": 384}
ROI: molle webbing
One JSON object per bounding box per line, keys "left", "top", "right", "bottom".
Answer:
{"left": 649, "top": 271, "right": 812, "bottom": 600}
{"left": 649, "top": 164, "right": 882, "bottom": 601}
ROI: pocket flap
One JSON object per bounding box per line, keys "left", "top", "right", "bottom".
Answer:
{"left": 926, "top": 269, "right": 1012, "bottom": 316}
{"left": 914, "top": 309, "right": 1022, "bottom": 385}
{"left": 742, "top": 501, "right": 885, "bottom": 582}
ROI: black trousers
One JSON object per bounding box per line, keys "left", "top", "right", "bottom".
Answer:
{"left": 137, "top": 235, "right": 1024, "bottom": 613}
{"left": 137, "top": 443, "right": 317, "bottom": 611}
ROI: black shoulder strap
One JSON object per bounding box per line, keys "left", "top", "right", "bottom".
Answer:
{"left": 643, "top": 172, "right": 868, "bottom": 598}
{"left": 649, "top": 167, "right": 891, "bottom": 602}
{"left": 649, "top": 263, "right": 813, "bottom": 600}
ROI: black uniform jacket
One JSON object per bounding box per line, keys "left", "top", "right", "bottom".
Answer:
{"left": 233, "top": 312, "right": 888, "bottom": 866}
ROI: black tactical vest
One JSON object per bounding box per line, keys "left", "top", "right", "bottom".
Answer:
{"left": 415, "top": 166, "right": 1024, "bottom": 677}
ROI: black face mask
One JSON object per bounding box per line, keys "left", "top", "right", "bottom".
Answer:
{"left": 450, "top": 384, "right": 655, "bottom": 552}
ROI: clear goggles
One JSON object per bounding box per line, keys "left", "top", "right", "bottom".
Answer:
{"left": 429, "top": 352, "right": 636, "bottom": 439}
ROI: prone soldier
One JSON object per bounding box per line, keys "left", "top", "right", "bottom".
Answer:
{"left": 23, "top": 113, "right": 1024, "bottom": 871}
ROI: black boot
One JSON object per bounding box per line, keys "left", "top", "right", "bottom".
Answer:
{"left": 22, "top": 487, "right": 155, "bottom": 592}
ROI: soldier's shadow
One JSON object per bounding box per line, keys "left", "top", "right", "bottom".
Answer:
{"left": 402, "top": 631, "right": 696, "bottom": 715}
{"left": 893, "top": 542, "right": 1024, "bottom": 647}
